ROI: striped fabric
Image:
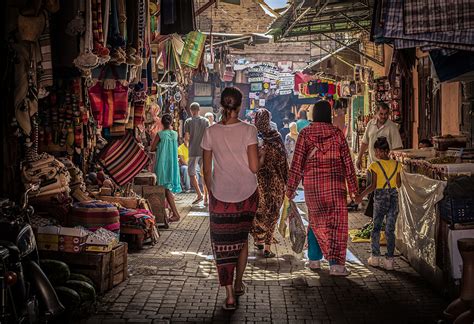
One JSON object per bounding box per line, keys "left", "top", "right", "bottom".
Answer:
{"left": 99, "top": 133, "right": 150, "bottom": 185}
{"left": 70, "top": 200, "right": 120, "bottom": 233}
{"left": 88, "top": 80, "right": 128, "bottom": 127}
{"left": 209, "top": 191, "right": 258, "bottom": 286}
{"left": 38, "top": 16, "right": 53, "bottom": 88}
{"left": 180, "top": 31, "right": 206, "bottom": 69}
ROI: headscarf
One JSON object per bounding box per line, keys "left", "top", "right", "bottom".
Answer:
{"left": 255, "top": 108, "right": 286, "bottom": 155}
{"left": 289, "top": 122, "right": 298, "bottom": 141}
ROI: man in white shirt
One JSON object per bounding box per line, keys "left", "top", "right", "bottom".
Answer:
{"left": 356, "top": 103, "right": 403, "bottom": 169}
{"left": 356, "top": 103, "right": 403, "bottom": 216}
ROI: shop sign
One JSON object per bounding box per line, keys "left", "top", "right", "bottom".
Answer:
{"left": 249, "top": 92, "right": 256, "bottom": 99}
{"left": 248, "top": 71, "right": 263, "bottom": 78}
{"left": 279, "top": 89, "right": 293, "bottom": 95}
{"left": 250, "top": 83, "right": 263, "bottom": 91}
{"left": 248, "top": 77, "right": 264, "bottom": 83}
{"left": 259, "top": 99, "right": 266, "bottom": 107}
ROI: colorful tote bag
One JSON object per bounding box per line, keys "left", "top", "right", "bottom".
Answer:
{"left": 180, "top": 31, "right": 206, "bottom": 69}
{"left": 98, "top": 133, "right": 150, "bottom": 186}
{"left": 88, "top": 67, "right": 129, "bottom": 127}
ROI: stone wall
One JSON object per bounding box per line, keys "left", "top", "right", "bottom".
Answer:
{"left": 195, "top": 0, "right": 311, "bottom": 64}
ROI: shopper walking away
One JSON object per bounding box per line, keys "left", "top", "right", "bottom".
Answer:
{"left": 280, "top": 118, "right": 290, "bottom": 141}
{"left": 205, "top": 111, "right": 216, "bottom": 126}
{"left": 355, "top": 137, "right": 402, "bottom": 270}
{"left": 178, "top": 133, "right": 191, "bottom": 192}
{"left": 252, "top": 108, "right": 288, "bottom": 258}
{"left": 286, "top": 101, "right": 358, "bottom": 276}
{"left": 151, "top": 114, "right": 181, "bottom": 222}
{"left": 296, "top": 109, "right": 310, "bottom": 132}
{"left": 184, "top": 102, "right": 210, "bottom": 205}
{"left": 285, "top": 122, "right": 299, "bottom": 165}
{"left": 356, "top": 103, "right": 402, "bottom": 217}
{"left": 201, "top": 87, "right": 263, "bottom": 311}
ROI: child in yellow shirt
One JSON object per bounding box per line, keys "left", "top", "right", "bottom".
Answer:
{"left": 355, "top": 137, "right": 402, "bottom": 270}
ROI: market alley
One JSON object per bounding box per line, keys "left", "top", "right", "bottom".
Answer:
{"left": 83, "top": 193, "right": 446, "bottom": 324}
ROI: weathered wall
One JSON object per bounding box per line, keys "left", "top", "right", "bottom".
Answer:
{"left": 195, "top": 0, "right": 311, "bottom": 66}
{"left": 195, "top": 0, "right": 273, "bottom": 34}
{"left": 441, "top": 82, "right": 461, "bottom": 136}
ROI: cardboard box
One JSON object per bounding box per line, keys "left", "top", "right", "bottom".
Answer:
{"left": 58, "top": 227, "right": 88, "bottom": 253}
{"left": 37, "top": 242, "right": 59, "bottom": 251}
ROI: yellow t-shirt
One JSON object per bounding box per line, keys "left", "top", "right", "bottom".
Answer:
{"left": 368, "top": 159, "right": 402, "bottom": 189}
{"left": 178, "top": 144, "right": 189, "bottom": 164}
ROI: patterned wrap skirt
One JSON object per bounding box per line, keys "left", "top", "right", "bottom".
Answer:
{"left": 209, "top": 191, "right": 258, "bottom": 286}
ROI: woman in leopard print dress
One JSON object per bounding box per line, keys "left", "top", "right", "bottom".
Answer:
{"left": 252, "top": 109, "right": 289, "bottom": 258}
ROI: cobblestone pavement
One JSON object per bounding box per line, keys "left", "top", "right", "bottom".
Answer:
{"left": 82, "top": 192, "right": 447, "bottom": 324}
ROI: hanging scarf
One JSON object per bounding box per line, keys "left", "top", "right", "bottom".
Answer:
{"left": 255, "top": 108, "right": 285, "bottom": 156}
{"left": 289, "top": 122, "right": 298, "bottom": 141}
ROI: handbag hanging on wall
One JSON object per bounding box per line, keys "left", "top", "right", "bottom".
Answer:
{"left": 88, "top": 66, "right": 128, "bottom": 127}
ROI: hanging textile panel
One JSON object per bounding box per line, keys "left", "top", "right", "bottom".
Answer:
{"left": 180, "top": 31, "right": 206, "bottom": 69}
{"left": 98, "top": 133, "right": 150, "bottom": 186}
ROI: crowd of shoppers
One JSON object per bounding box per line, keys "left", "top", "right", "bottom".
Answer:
{"left": 152, "top": 89, "right": 403, "bottom": 311}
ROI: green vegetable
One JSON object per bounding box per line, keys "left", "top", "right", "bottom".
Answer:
{"left": 69, "top": 273, "right": 95, "bottom": 288}
{"left": 54, "top": 286, "right": 81, "bottom": 311}
{"left": 65, "top": 280, "right": 96, "bottom": 303}
{"left": 39, "top": 259, "right": 71, "bottom": 286}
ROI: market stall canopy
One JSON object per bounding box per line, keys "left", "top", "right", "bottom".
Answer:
{"left": 268, "top": 0, "right": 384, "bottom": 66}
{"left": 203, "top": 32, "right": 272, "bottom": 49}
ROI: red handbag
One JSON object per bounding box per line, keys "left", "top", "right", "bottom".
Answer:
{"left": 88, "top": 67, "right": 129, "bottom": 127}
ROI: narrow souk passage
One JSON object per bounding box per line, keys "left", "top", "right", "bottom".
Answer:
{"left": 82, "top": 193, "right": 446, "bottom": 324}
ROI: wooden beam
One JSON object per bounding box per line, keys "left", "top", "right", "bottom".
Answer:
{"left": 196, "top": 0, "right": 217, "bottom": 16}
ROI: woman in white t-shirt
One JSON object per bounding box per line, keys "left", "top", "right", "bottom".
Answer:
{"left": 201, "top": 87, "right": 263, "bottom": 311}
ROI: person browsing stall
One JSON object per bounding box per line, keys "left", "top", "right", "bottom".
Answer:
{"left": 355, "top": 137, "right": 402, "bottom": 270}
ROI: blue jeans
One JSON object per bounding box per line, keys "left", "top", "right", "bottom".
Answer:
{"left": 180, "top": 165, "right": 191, "bottom": 191}
{"left": 308, "top": 228, "right": 323, "bottom": 261}
{"left": 372, "top": 189, "right": 399, "bottom": 257}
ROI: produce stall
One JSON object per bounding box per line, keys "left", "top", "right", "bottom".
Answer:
{"left": 393, "top": 146, "right": 474, "bottom": 295}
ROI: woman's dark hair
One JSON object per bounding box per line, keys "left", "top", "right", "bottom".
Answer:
{"left": 161, "top": 114, "right": 173, "bottom": 128}
{"left": 221, "top": 87, "right": 242, "bottom": 120}
{"left": 374, "top": 136, "right": 390, "bottom": 151}
{"left": 312, "top": 100, "right": 332, "bottom": 123}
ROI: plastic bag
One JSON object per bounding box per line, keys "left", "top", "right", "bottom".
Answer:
{"left": 278, "top": 196, "right": 290, "bottom": 238}
{"left": 288, "top": 200, "right": 306, "bottom": 254}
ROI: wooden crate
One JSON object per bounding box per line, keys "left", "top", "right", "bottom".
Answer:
{"left": 109, "top": 241, "right": 128, "bottom": 289}
{"left": 40, "top": 242, "right": 128, "bottom": 294}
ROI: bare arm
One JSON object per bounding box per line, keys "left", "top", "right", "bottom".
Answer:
{"left": 396, "top": 173, "right": 401, "bottom": 188}
{"left": 247, "top": 144, "right": 260, "bottom": 174}
{"left": 356, "top": 171, "right": 377, "bottom": 203}
{"left": 203, "top": 149, "right": 213, "bottom": 192}
{"left": 356, "top": 142, "right": 369, "bottom": 170}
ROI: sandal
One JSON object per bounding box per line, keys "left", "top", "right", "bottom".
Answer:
{"left": 254, "top": 242, "right": 264, "bottom": 250}
{"left": 168, "top": 212, "right": 180, "bottom": 223}
{"left": 329, "top": 265, "right": 351, "bottom": 276}
{"left": 234, "top": 282, "right": 246, "bottom": 297}
{"left": 222, "top": 300, "right": 237, "bottom": 311}
{"left": 192, "top": 196, "right": 203, "bottom": 204}
{"left": 264, "top": 250, "right": 276, "bottom": 258}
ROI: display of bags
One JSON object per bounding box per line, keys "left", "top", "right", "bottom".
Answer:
{"left": 98, "top": 133, "right": 150, "bottom": 186}
{"left": 88, "top": 67, "right": 129, "bottom": 127}
{"left": 180, "top": 31, "right": 206, "bottom": 69}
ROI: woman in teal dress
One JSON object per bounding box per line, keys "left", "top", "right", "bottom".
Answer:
{"left": 150, "top": 114, "right": 181, "bottom": 222}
